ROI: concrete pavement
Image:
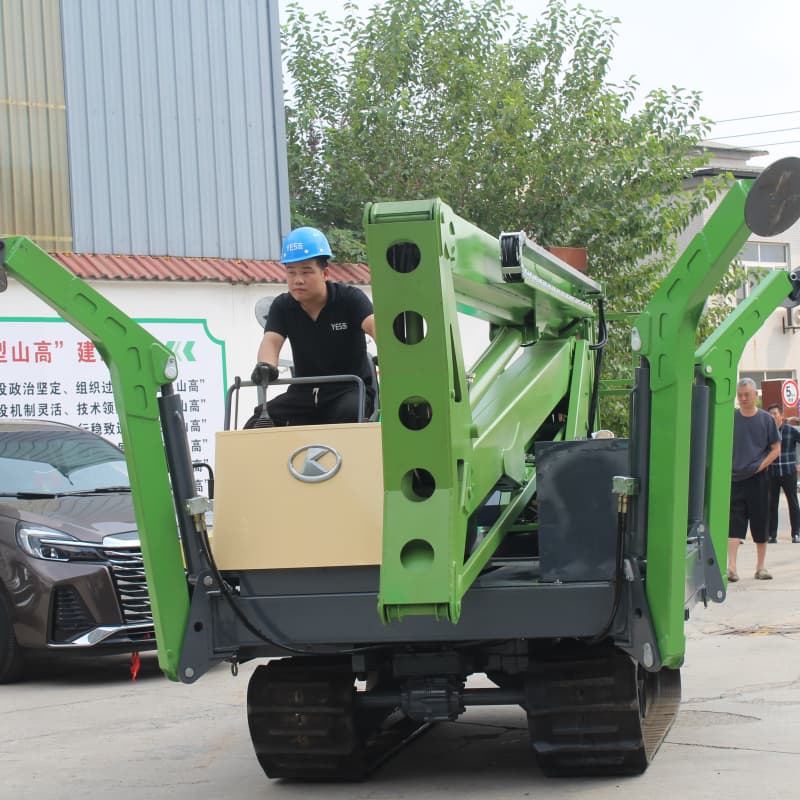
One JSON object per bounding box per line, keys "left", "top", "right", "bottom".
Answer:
{"left": 2, "top": 536, "right": 800, "bottom": 799}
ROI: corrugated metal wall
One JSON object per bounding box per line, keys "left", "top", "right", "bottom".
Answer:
{"left": 61, "top": 0, "right": 290, "bottom": 259}
{"left": 0, "top": 0, "right": 72, "bottom": 251}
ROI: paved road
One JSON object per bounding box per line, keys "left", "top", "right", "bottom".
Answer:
{"left": 3, "top": 537, "right": 800, "bottom": 800}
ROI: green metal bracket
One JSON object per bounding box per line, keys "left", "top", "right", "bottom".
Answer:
{"left": 695, "top": 270, "right": 794, "bottom": 588}
{"left": 0, "top": 237, "right": 189, "bottom": 681}
{"left": 364, "top": 199, "right": 598, "bottom": 623}
{"left": 565, "top": 339, "right": 593, "bottom": 439}
{"left": 633, "top": 180, "right": 753, "bottom": 668}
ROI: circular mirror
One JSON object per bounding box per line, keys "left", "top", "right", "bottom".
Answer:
{"left": 745, "top": 156, "right": 800, "bottom": 236}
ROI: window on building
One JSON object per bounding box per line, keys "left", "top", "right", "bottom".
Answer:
{"left": 740, "top": 242, "right": 790, "bottom": 265}
{"left": 735, "top": 242, "right": 791, "bottom": 302}
{"left": 740, "top": 370, "right": 796, "bottom": 387}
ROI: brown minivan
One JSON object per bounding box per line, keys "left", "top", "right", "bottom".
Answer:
{"left": 0, "top": 419, "right": 155, "bottom": 681}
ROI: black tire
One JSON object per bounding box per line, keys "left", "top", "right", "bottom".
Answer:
{"left": 0, "top": 592, "right": 24, "bottom": 683}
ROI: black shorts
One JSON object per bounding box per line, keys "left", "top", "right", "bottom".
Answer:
{"left": 729, "top": 471, "right": 769, "bottom": 543}
{"left": 266, "top": 383, "right": 374, "bottom": 426}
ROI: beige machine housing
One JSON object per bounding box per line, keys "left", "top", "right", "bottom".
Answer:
{"left": 211, "top": 423, "right": 383, "bottom": 569}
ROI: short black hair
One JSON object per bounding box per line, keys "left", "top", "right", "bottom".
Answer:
{"left": 767, "top": 403, "right": 782, "bottom": 413}
{"left": 285, "top": 256, "right": 329, "bottom": 270}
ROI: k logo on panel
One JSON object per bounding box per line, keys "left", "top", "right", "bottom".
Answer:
{"left": 287, "top": 444, "right": 342, "bottom": 483}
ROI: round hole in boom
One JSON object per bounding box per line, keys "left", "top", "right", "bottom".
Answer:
{"left": 400, "top": 538, "right": 435, "bottom": 573}
{"left": 392, "top": 311, "right": 428, "bottom": 344}
{"left": 386, "top": 242, "right": 421, "bottom": 273}
{"left": 401, "top": 468, "right": 436, "bottom": 501}
{"left": 399, "top": 397, "right": 432, "bottom": 430}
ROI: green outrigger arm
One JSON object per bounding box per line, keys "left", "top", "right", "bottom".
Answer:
{"left": 633, "top": 159, "right": 800, "bottom": 667}
{"left": 0, "top": 236, "right": 190, "bottom": 681}
{"left": 696, "top": 269, "right": 796, "bottom": 590}
{"left": 364, "top": 199, "right": 602, "bottom": 623}
{"left": 632, "top": 181, "right": 755, "bottom": 668}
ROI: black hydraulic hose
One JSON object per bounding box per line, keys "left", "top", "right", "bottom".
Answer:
{"left": 586, "top": 297, "right": 607, "bottom": 434}
{"left": 587, "top": 504, "right": 627, "bottom": 644}
{"left": 195, "top": 524, "right": 320, "bottom": 656}
{"left": 194, "top": 527, "right": 496, "bottom": 658}
{"left": 194, "top": 519, "right": 386, "bottom": 657}
{"left": 588, "top": 296, "right": 608, "bottom": 350}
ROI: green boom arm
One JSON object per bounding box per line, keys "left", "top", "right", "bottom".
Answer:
{"left": 0, "top": 236, "right": 189, "bottom": 681}
{"left": 364, "top": 199, "right": 602, "bottom": 623}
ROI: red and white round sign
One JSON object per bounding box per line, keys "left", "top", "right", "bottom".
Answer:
{"left": 781, "top": 379, "right": 799, "bottom": 409}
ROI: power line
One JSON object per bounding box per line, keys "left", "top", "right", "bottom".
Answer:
{"left": 713, "top": 126, "right": 800, "bottom": 140}
{"left": 712, "top": 110, "right": 800, "bottom": 124}
{"left": 744, "top": 139, "right": 800, "bottom": 149}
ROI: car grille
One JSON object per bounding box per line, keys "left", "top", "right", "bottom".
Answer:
{"left": 53, "top": 585, "right": 94, "bottom": 640}
{"left": 103, "top": 546, "right": 153, "bottom": 625}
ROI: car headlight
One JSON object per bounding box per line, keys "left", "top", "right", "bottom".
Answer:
{"left": 16, "top": 525, "right": 102, "bottom": 562}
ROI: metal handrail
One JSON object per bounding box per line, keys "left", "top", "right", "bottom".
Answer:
{"left": 224, "top": 374, "right": 368, "bottom": 430}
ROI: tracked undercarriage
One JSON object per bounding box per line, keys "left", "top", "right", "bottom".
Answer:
{"left": 245, "top": 643, "right": 681, "bottom": 780}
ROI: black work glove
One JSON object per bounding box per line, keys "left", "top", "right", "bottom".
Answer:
{"left": 251, "top": 362, "right": 279, "bottom": 385}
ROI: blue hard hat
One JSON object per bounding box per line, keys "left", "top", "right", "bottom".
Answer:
{"left": 280, "top": 227, "right": 333, "bottom": 264}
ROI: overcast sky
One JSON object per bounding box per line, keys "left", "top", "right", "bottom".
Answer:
{"left": 279, "top": 0, "right": 799, "bottom": 166}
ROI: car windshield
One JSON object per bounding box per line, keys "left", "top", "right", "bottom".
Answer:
{"left": 0, "top": 427, "right": 129, "bottom": 496}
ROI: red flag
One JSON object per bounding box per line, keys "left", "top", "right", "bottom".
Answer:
{"left": 130, "top": 651, "right": 141, "bottom": 681}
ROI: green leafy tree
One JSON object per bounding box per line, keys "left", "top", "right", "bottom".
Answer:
{"left": 282, "top": 0, "right": 742, "bottom": 429}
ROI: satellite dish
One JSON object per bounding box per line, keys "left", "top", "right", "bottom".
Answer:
{"left": 745, "top": 156, "right": 800, "bottom": 237}
{"left": 254, "top": 296, "right": 274, "bottom": 329}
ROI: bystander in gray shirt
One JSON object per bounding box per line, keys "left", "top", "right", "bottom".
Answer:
{"left": 731, "top": 408, "right": 780, "bottom": 481}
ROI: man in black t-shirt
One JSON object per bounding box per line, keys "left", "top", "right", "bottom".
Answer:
{"left": 252, "top": 226, "right": 376, "bottom": 425}
{"left": 727, "top": 378, "right": 780, "bottom": 582}
{"left": 765, "top": 404, "right": 800, "bottom": 543}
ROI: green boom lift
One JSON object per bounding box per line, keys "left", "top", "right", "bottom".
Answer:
{"left": 1, "top": 157, "right": 799, "bottom": 781}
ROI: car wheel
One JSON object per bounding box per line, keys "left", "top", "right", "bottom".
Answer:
{"left": 0, "top": 593, "right": 24, "bottom": 683}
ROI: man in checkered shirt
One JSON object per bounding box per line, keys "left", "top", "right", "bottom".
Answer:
{"left": 766, "top": 404, "right": 800, "bottom": 544}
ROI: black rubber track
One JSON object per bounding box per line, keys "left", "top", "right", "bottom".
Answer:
{"left": 247, "top": 658, "right": 431, "bottom": 780}
{"left": 525, "top": 648, "right": 681, "bottom": 776}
